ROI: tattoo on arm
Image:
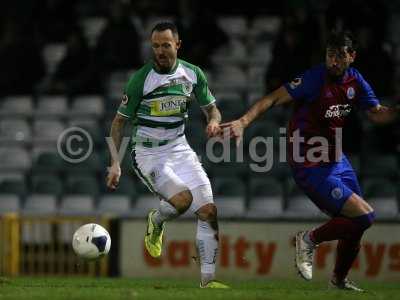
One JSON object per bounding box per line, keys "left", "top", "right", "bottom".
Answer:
{"left": 203, "top": 104, "right": 221, "bottom": 123}
{"left": 109, "top": 114, "right": 127, "bottom": 164}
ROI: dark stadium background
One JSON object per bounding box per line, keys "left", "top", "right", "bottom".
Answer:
{"left": 0, "top": 0, "right": 399, "bottom": 279}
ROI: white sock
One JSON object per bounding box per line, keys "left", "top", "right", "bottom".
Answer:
{"left": 151, "top": 200, "right": 179, "bottom": 226}
{"left": 196, "top": 219, "right": 218, "bottom": 285}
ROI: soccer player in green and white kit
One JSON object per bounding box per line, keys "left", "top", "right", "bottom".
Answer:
{"left": 106, "top": 22, "right": 228, "bottom": 289}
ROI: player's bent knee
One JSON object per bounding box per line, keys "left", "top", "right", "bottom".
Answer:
{"left": 169, "top": 190, "right": 193, "bottom": 214}
{"left": 341, "top": 193, "right": 374, "bottom": 218}
{"left": 197, "top": 203, "right": 217, "bottom": 221}
{"left": 190, "top": 184, "right": 214, "bottom": 214}
{"left": 353, "top": 211, "right": 375, "bottom": 231}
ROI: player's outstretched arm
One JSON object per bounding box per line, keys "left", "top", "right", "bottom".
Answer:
{"left": 220, "top": 86, "right": 293, "bottom": 145}
{"left": 106, "top": 113, "right": 127, "bottom": 190}
{"left": 203, "top": 103, "right": 222, "bottom": 138}
{"left": 367, "top": 104, "right": 399, "bottom": 124}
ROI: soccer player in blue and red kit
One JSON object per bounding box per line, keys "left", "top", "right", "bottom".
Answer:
{"left": 221, "top": 30, "right": 399, "bottom": 291}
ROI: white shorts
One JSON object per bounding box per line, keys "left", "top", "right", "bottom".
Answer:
{"left": 131, "top": 136, "right": 213, "bottom": 212}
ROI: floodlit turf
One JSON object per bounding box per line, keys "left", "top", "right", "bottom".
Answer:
{"left": 0, "top": 277, "right": 399, "bottom": 300}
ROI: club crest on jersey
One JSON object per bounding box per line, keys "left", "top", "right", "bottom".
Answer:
{"left": 289, "top": 77, "right": 302, "bottom": 89}
{"left": 182, "top": 82, "right": 193, "bottom": 95}
{"left": 346, "top": 87, "right": 355, "bottom": 99}
{"left": 121, "top": 94, "right": 129, "bottom": 105}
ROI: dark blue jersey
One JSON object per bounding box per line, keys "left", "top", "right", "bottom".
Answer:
{"left": 283, "top": 64, "right": 379, "bottom": 168}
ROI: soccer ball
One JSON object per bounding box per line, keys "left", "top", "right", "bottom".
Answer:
{"left": 72, "top": 223, "right": 111, "bottom": 260}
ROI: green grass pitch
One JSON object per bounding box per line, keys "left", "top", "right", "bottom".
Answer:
{"left": 0, "top": 277, "right": 398, "bottom": 300}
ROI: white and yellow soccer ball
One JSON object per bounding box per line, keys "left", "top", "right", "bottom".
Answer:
{"left": 72, "top": 223, "right": 111, "bottom": 260}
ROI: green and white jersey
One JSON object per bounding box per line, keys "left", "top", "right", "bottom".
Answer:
{"left": 118, "top": 59, "right": 215, "bottom": 145}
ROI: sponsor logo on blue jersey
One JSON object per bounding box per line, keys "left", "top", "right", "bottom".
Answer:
{"left": 324, "top": 104, "right": 351, "bottom": 118}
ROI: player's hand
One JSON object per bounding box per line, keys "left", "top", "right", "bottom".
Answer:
{"left": 206, "top": 120, "right": 221, "bottom": 138}
{"left": 220, "top": 119, "right": 245, "bottom": 146}
{"left": 106, "top": 163, "right": 121, "bottom": 190}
